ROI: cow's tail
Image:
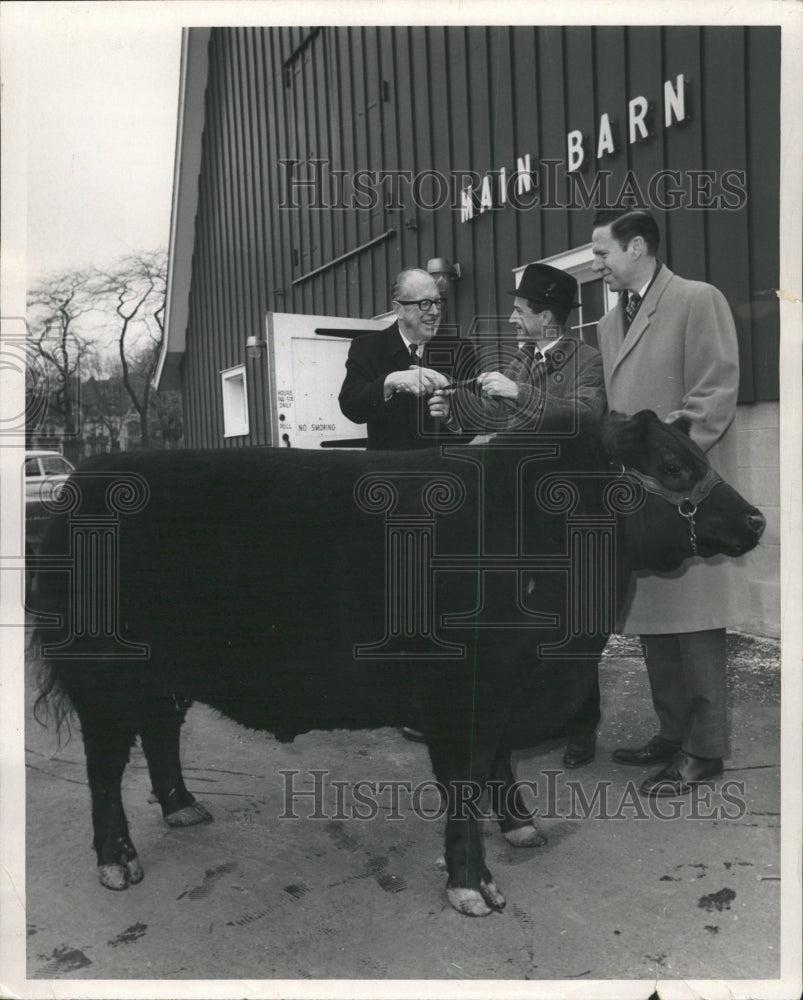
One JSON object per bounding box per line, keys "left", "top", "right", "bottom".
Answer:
{"left": 29, "top": 510, "right": 76, "bottom": 746}
{"left": 31, "top": 630, "right": 75, "bottom": 748}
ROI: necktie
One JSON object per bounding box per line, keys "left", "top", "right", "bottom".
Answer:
{"left": 409, "top": 343, "right": 422, "bottom": 365}
{"left": 625, "top": 292, "right": 642, "bottom": 328}
{"left": 526, "top": 343, "right": 548, "bottom": 373}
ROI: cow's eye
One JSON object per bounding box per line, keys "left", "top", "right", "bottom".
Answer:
{"left": 662, "top": 463, "right": 685, "bottom": 477}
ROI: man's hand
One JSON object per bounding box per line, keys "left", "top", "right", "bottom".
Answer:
{"left": 384, "top": 366, "right": 451, "bottom": 401}
{"left": 475, "top": 371, "right": 519, "bottom": 400}
{"left": 428, "top": 388, "right": 453, "bottom": 419}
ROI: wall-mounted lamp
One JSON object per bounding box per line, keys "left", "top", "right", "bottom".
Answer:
{"left": 426, "top": 257, "right": 461, "bottom": 297}
{"left": 246, "top": 334, "right": 266, "bottom": 360}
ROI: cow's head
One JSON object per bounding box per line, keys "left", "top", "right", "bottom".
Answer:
{"left": 600, "top": 410, "right": 766, "bottom": 572}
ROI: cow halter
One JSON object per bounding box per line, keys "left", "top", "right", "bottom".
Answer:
{"left": 617, "top": 465, "right": 723, "bottom": 556}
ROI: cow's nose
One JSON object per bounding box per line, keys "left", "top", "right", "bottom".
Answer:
{"left": 747, "top": 512, "right": 766, "bottom": 537}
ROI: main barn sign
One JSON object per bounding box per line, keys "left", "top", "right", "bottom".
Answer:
{"left": 459, "top": 73, "right": 746, "bottom": 218}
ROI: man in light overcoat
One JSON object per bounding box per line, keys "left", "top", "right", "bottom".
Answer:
{"left": 590, "top": 208, "right": 747, "bottom": 796}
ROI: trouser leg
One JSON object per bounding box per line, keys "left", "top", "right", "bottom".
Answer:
{"left": 677, "top": 628, "right": 729, "bottom": 759}
{"left": 639, "top": 634, "right": 688, "bottom": 744}
{"left": 640, "top": 629, "right": 728, "bottom": 759}
{"left": 564, "top": 668, "right": 601, "bottom": 739}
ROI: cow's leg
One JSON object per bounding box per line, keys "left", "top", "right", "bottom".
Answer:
{"left": 428, "top": 741, "right": 505, "bottom": 917}
{"left": 489, "top": 750, "right": 547, "bottom": 848}
{"left": 139, "top": 702, "right": 213, "bottom": 827}
{"left": 81, "top": 723, "right": 144, "bottom": 890}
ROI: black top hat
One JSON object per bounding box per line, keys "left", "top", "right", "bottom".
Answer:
{"left": 510, "top": 263, "right": 580, "bottom": 312}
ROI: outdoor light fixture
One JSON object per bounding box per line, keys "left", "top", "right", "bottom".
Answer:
{"left": 426, "top": 258, "right": 461, "bottom": 296}
{"left": 246, "top": 334, "right": 266, "bottom": 360}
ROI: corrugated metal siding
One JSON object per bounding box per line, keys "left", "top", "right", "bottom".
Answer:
{"left": 744, "top": 28, "right": 781, "bottom": 401}
{"left": 181, "top": 25, "right": 780, "bottom": 447}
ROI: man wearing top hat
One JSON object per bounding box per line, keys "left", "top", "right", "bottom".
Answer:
{"left": 436, "top": 262, "right": 606, "bottom": 438}
{"left": 433, "top": 262, "right": 607, "bottom": 768}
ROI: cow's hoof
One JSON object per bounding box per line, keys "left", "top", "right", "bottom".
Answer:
{"left": 98, "top": 853, "right": 144, "bottom": 890}
{"left": 165, "top": 801, "right": 214, "bottom": 827}
{"left": 125, "top": 854, "right": 144, "bottom": 885}
{"left": 479, "top": 878, "right": 506, "bottom": 911}
{"left": 447, "top": 880, "right": 506, "bottom": 916}
{"left": 98, "top": 864, "right": 131, "bottom": 891}
{"left": 448, "top": 887, "right": 493, "bottom": 917}
{"left": 504, "top": 823, "right": 547, "bottom": 848}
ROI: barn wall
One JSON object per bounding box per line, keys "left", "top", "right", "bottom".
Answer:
{"left": 732, "top": 403, "right": 780, "bottom": 638}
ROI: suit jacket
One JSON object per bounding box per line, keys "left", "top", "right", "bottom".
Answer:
{"left": 597, "top": 263, "right": 746, "bottom": 633}
{"left": 451, "top": 337, "right": 606, "bottom": 438}
{"left": 338, "top": 322, "right": 477, "bottom": 450}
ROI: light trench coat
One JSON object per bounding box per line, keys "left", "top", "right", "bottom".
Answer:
{"left": 597, "top": 263, "right": 748, "bottom": 634}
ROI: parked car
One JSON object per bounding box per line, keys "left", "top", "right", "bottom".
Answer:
{"left": 25, "top": 450, "right": 75, "bottom": 503}
{"left": 25, "top": 450, "right": 75, "bottom": 558}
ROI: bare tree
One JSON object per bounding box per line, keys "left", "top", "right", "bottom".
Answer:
{"left": 91, "top": 250, "right": 167, "bottom": 449}
{"left": 27, "top": 269, "right": 97, "bottom": 462}
{"left": 27, "top": 252, "right": 173, "bottom": 456}
{"left": 81, "top": 356, "right": 129, "bottom": 453}
{"left": 145, "top": 364, "right": 184, "bottom": 448}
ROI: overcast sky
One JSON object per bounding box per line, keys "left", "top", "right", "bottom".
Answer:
{"left": 17, "top": 5, "right": 182, "bottom": 282}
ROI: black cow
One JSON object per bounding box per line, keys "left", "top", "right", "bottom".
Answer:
{"left": 33, "top": 411, "right": 764, "bottom": 917}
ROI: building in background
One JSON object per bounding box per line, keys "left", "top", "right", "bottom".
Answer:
{"left": 159, "top": 25, "right": 781, "bottom": 636}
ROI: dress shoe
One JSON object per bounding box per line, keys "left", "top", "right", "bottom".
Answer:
{"left": 640, "top": 751, "right": 723, "bottom": 797}
{"left": 399, "top": 726, "right": 427, "bottom": 743}
{"left": 562, "top": 734, "right": 596, "bottom": 768}
{"left": 612, "top": 735, "right": 681, "bottom": 766}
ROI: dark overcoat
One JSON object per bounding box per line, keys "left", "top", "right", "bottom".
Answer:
{"left": 451, "top": 337, "right": 606, "bottom": 437}
{"left": 338, "top": 322, "right": 475, "bottom": 449}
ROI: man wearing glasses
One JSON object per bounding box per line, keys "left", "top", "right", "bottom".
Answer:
{"left": 339, "top": 267, "right": 470, "bottom": 744}
{"left": 338, "top": 268, "right": 456, "bottom": 450}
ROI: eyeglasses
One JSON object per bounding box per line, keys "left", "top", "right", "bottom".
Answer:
{"left": 394, "top": 297, "right": 445, "bottom": 313}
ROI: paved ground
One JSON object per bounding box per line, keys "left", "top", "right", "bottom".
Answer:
{"left": 22, "top": 633, "right": 782, "bottom": 986}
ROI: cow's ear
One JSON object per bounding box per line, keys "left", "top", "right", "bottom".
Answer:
{"left": 670, "top": 415, "right": 692, "bottom": 437}
{"left": 600, "top": 411, "right": 639, "bottom": 462}
{"left": 637, "top": 409, "right": 660, "bottom": 431}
